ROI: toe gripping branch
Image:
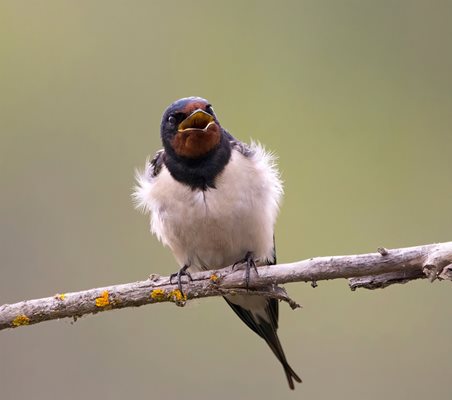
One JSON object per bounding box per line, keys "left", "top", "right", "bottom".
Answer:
{"left": 170, "top": 252, "right": 258, "bottom": 295}
{"left": 169, "top": 265, "right": 193, "bottom": 295}
{"left": 233, "top": 251, "right": 258, "bottom": 289}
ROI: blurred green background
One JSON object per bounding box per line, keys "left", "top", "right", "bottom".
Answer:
{"left": 1, "top": 1, "right": 451, "bottom": 399}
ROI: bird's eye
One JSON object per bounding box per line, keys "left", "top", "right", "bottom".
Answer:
{"left": 206, "top": 104, "right": 214, "bottom": 115}
{"left": 168, "top": 113, "right": 185, "bottom": 125}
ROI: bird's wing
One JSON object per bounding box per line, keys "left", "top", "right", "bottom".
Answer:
{"left": 230, "top": 139, "right": 254, "bottom": 157}
{"left": 147, "top": 149, "right": 165, "bottom": 178}
{"left": 132, "top": 149, "right": 165, "bottom": 213}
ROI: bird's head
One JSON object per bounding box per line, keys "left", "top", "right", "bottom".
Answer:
{"left": 161, "top": 97, "right": 222, "bottom": 159}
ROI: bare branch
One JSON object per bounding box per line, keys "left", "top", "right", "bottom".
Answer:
{"left": 1, "top": 241, "right": 451, "bottom": 332}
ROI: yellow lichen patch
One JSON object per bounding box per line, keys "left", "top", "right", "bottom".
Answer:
{"left": 95, "top": 290, "right": 110, "bottom": 307}
{"left": 210, "top": 274, "right": 219, "bottom": 283}
{"left": 55, "top": 293, "right": 66, "bottom": 301}
{"left": 168, "top": 289, "right": 187, "bottom": 303}
{"left": 12, "top": 314, "right": 30, "bottom": 327}
{"left": 150, "top": 288, "right": 166, "bottom": 301}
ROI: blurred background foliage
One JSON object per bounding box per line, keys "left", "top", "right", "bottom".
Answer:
{"left": 1, "top": 1, "right": 451, "bottom": 399}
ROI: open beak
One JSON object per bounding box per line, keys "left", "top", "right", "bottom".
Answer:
{"left": 178, "top": 109, "right": 215, "bottom": 132}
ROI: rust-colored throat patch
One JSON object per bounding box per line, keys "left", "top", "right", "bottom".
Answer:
{"left": 172, "top": 109, "right": 221, "bottom": 158}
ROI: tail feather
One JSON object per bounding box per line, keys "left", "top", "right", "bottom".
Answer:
{"left": 283, "top": 359, "right": 303, "bottom": 390}
{"left": 224, "top": 296, "right": 301, "bottom": 389}
{"left": 254, "top": 313, "right": 302, "bottom": 390}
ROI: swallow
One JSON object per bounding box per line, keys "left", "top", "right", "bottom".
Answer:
{"left": 134, "top": 97, "right": 301, "bottom": 389}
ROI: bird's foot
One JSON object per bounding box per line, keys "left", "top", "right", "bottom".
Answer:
{"left": 232, "top": 251, "right": 258, "bottom": 289}
{"left": 169, "top": 265, "right": 192, "bottom": 295}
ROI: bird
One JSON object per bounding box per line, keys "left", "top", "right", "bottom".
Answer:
{"left": 133, "top": 96, "right": 301, "bottom": 389}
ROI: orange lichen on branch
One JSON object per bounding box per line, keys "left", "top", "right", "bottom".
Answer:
{"left": 151, "top": 288, "right": 186, "bottom": 305}
{"left": 12, "top": 314, "right": 30, "bottom": 327}
{"left": 210, "top": 273, "right": 219, "bottom": 283}
{"left": 150, "top": 288, "right": 166, "bottom": 301}
{"left": 95, "top": 291, "right": 110, "bottom": 307}
{"left": 55, "top": 293, "right": 66, "bottom": 301}
{"left": 168, "top": 289, "right": 187, "bottom": 304}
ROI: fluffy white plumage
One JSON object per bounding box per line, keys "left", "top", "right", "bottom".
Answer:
{"left": 133, "top": 141, "right": 283, "bottom": 272}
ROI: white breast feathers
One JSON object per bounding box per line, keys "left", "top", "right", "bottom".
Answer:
{"left": 133, "top": 142, "right": 283, "bottom": 271}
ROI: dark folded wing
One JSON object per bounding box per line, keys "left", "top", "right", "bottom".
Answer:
{"left": 148, "top": 149, "right": 165, "bottom": 178}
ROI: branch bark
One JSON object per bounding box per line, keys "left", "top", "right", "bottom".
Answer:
{"left": 1, "top": 241, "right": 451, "bottom": 331}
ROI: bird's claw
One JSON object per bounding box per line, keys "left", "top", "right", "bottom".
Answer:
{"left": 169, "top": 265, "right": 192, "bottom": 295}
{"left": 232, "top": 251, "right": 258, "bottom": 289}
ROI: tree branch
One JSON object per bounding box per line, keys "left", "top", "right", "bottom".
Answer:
{"left": 1, "top": 241, "right": 451, "bottom": 331}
